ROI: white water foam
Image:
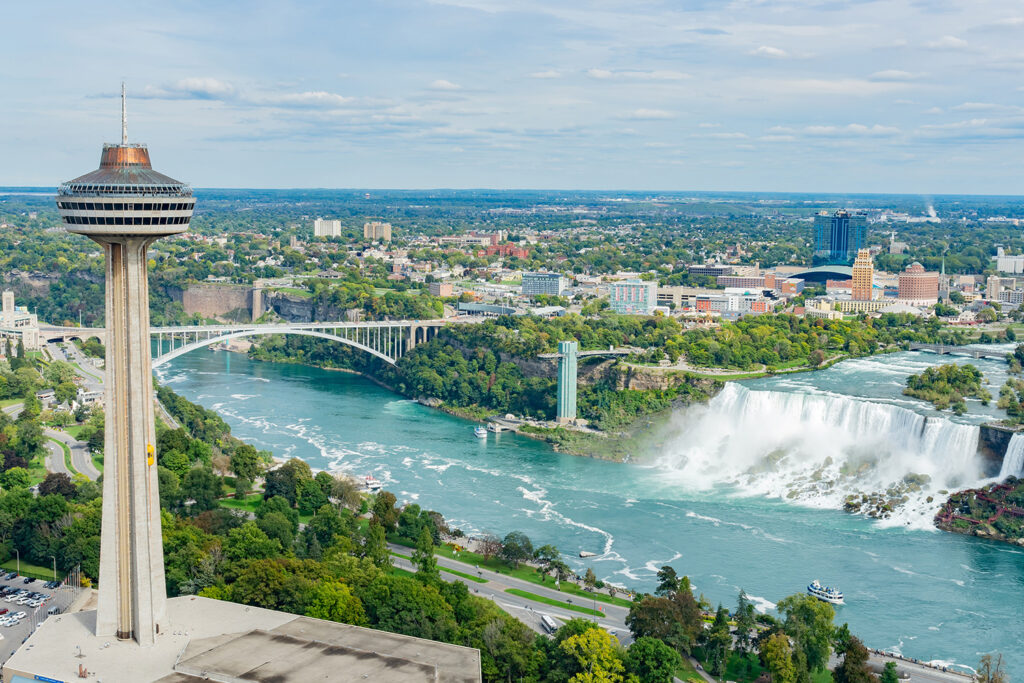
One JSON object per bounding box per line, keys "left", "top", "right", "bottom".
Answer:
{"left": 998, "top": 433, "right": 1024, "bottom": 479}
{"left": 657, "top": 383, "right": 988, "bottom": 529}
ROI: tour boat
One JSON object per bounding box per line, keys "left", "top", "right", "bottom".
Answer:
{"left": 807, "top": 580, "right": 844, "bottom": 605}
{"left": 363, "top": 475, "right": 382, "bottom": 492}
{"left": 474, "top": 426, "right": 488, "bottom": 438}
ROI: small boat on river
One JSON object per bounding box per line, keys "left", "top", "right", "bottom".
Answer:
{"left": 807, "top": 579, "right": 844, "bottom": 605}
{"left": 474, "top": 426, "right": 488, "bottom": 438}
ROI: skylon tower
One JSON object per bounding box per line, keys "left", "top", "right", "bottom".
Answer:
{"left": 56, "top": 84, "right": 195, "bottom": 645}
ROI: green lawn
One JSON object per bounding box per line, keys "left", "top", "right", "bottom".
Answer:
{"left": 504, "top": 588, "right": 604, "bottom": 617}
{"left": 0, "top": 559, "right": 63, "bottom": 580}
{"left": 390, "top": 537, "right": 633, "bottom": 608}
{"left": 218, "top": 494, "right": 313, "bottom": 524}
{"left": 675, "top": 658, "right": 705, "bottom": 683}
{"left": 64, "top": 424, "right": 87, "bottom": 440}
{"left": 0, "top": 398, "right": 22, "bottom": 408}
{"left": 92, "top": 453, "right": 104, "bottom": 472}
{"left": 389, "top": 550, "right": 488, "bottom": 583}
{"left": 273, "top": 287, "right": 312, "bottom": 298}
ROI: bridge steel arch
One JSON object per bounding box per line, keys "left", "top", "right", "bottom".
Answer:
{"left": 151, "top": 328, "right": 398, "bottom": 368}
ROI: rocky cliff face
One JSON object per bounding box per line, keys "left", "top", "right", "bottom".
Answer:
{"left": 978, "top": 423, "right": 1015, "bottom": 477}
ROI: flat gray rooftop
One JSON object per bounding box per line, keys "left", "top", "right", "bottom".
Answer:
{"left": 4, "top": 596, "right": 480, "bottom": 683}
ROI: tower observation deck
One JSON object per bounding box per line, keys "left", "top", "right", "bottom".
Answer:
{"left": 56, "top": 85, "right": 194, "bottom": 646}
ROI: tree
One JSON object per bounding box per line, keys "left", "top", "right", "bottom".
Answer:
{"left": 880, "top": 662, "right": 899, "bottom": 683}
{"left": 809, "top": 349, "right": 826, "bottom": 367}
{"left": 777, "top": 593, "right": 835, "bottom": 673}
{"left": 360, "top": 574, "right": 456, "bottom": 642}
{"left": 655, "top": 565, "right": 680, "bottom": 596}
{"left": 230, "top": 444, "right": 260, "bottom": 483}
{"left": 735, "top": 590, "right": 756, "bottom": 657}
{"left": 157, "top": 467, "right": 181, "bottom": 510}
{"left": 223, "top": 521, "right": 282, "bottom": 562}
{"left": 54, "top": 381, "right": 77, "bottom": 405}
{"left": 0, "top": 467, "right": 31, "bottom": 491}
{"left": 297, "top": 478, "right": 329, "bottom": 515}
{"left": 559, "top": 627, "right": 625, "bottom": 682}
{"left": 479, "top": 533, "right": 503, "bottom": 560}
{"left": 977, "top": 654, "right": 1007, "bottom": 683}
{"left": 180, "top": 468, "right": 222, "bottom": 514}
{"left": 257, "top": 511, "right": 295, "bottom": 550}
{"left": 625, "top": 636, "right": 681, "bottom": 683}
{"left": 362, "top": 522, "right": 391, "bottom": 568}
{"left": 331, "top": 476, "right": 363, "bottom": 510}
{"left": 482, "top": 616, "right": 544, "bottom": 682}
{"left": 762, "top": 632, "right": 797, "bottom": 683}
{"left": 500, "top": 531, "right": 534, "bottom": 568}
{"left": 305, "top": 581, "right": 366, "bottom": 625}
{"left": 160, "top": 449, "right": 191, "bottom": 479}
{"left": 38, "top": 472, "right": 75, "bottom": 499}
{"left": 534, "top": 543, "right": 561, "bottom": 581}
{"left": 832, "top": 636, "right": 874, "bottom": 683}
{"left": 584, "top": 567, "right": 597, "bottom": 591}
{"left": 626, "top": 592, "right": 702, "bottom": 655}
{"left": 705, "top": 605, "right": 732, "bottom": 677}
{"left": 371, "top": 491, "right": 398, "bottom": 532}
{"left": 413, "top": 525, "right": 439, "bottom": 581}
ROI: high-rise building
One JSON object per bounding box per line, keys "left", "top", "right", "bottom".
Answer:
{"left": 313, "top": 217, "right": 341, "bottom": 238}
{"left": 363, "top": 220, "right": 392, "bottom": 242}
{"left": 813, "top": 210, "right": 867, "bottom": 265}
{"left": 522, "top": 272, "right": 564, "bottom": 297}
{"left": 556, "top": 340, "right": 578, "bottom": 423}
{"left": 55, "top": 86, "right": 195, "bottom": 645}
{"left": 898, "top": 262, "right": 939, "bottom": 304}
{"left": 609, "top": 279, "right": 657, "bottom": 315}
{"left": 851, "top": 249, "right": 874, "bottom": 301}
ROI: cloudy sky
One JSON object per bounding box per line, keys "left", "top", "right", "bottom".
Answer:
{"left": 4, "top": 0, "right": 1024, "bottom": 193}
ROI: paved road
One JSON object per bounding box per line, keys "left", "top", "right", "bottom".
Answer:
{"left": 45, "top": 428, "right": 99, "bottom": 481}
{"left": 43, "top": 438, "right": 71, "bottom": 477}
{"left": 388, "top": 543, "right": 632, "bottom": 644}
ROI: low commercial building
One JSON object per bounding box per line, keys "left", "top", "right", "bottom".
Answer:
{"left": 688, "top": 263, "right": 734, "bottom": 278}
{"left": 4, "top": 596, "right": 482, "bottom": 683}
{"left": 609, "top": 279, "right": 657, "bottom": 315}
{"left": 804, "top": 300, "right": 844, "bottom": 320}
{"left": 428, "top": 282, "right": 454, "bottom": 297}
{"left": 0, "top": 290, "right": 40, "bottom": 351}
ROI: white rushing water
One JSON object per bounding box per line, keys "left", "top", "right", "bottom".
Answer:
{"left": 998, "top": 432, "right": 1024, "bottom": 479}
{"left": 655, "top": 383, "right": 989, "bottom": 529}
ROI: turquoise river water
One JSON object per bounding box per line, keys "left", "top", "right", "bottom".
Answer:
{"left": 156, "top": 347, "right": 1024, "bottom": 672}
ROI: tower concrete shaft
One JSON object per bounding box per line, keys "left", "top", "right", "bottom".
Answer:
{"left": 95, "top": 235, "right": 167, "bottom": 644}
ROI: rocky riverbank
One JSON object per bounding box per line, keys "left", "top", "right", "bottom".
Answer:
{"left": 934, "top": 478, "right": 1024, "bottom": 546}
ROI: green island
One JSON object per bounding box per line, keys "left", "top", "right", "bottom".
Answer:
{"left": 903, "top": 363, "right": 991, "bottom": 415}
{"left": 935, "top": 477, "right": 1024, "bottom": 545}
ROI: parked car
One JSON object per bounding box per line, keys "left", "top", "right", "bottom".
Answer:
{"left": 23, "top": 577, "right": 35, "bottom": 584}
{"left": 5, "top": 572, "right": 16, "bottom": 580}
{"left": 0, "top": 608, "right": 9, "bottom": 615}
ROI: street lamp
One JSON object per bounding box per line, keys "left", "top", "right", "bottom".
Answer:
{"left": 14, "top": 548, "right": 19, "bottom": 576}
{"left": 51, "top": 556, "right": 57, "bottom": 582}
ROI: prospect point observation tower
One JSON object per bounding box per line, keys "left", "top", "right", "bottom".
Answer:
{"left": 56, "top": 85, "right": 195, "bottom": 645}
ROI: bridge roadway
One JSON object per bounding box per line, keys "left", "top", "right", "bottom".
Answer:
{"left": 39, "top": 316, "right": 486, "bottom": 367}
{"left": 908, "top": 342, "right": 1008, "bottom": 360}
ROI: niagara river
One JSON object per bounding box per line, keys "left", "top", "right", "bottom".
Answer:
{"left": 156, "top": 347, "right": 1024, "bottom": 672}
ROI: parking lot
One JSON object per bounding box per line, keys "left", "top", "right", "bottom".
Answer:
{"left": 0, "top": 574, "right": 84, "bottom": 668}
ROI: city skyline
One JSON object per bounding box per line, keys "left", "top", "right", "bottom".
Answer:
{"left": 4, "top": 1, "right": 1024, "bottom": 193}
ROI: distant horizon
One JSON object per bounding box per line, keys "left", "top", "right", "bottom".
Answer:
{"left": 3, "top": 186, "right": 1024, "bottom": 200}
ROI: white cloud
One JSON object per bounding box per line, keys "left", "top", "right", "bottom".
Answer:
{"left": 264, "top": 91, "right": 354, "bottom": 108}
{"left": 926, "top": 36, "right": 968, "bottom": 50}
{"left": 620, "top": 108, "right": 675, "bottom": 120}
{"left": 586, "top": 68, "right": 689, "bottom": 80}
{"left": 429, "top": 79, "right": 462, "bottom": 90}
{"left": 870, "top": 70, "right": 925, "bottom": 81}
{"left": 951, "top": 102, "right": 1020, "bottom": 112}
{"left": 698, "top": 123, "right": 721, "bottom": 128}
{"left": 708, "top": 132, "right": 748, "bottom": 139}
{"left": 804, "top": 123, "right": 901, "bottom": 137}
{"left": 759, "top": 135, "right": 796, "bottom": 142}
{"left": 750, "top": 46, "right": 788, "bottom": 58}
{"left": 139, "top": 77, "right": 236, "bottom": 100}
{"left": 529, "top": 70, "right": 561, "bottom": 79}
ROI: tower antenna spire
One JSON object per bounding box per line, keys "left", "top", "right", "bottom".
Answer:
{"left": 121, "top": 82, "right": 127, "bottom": 144}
